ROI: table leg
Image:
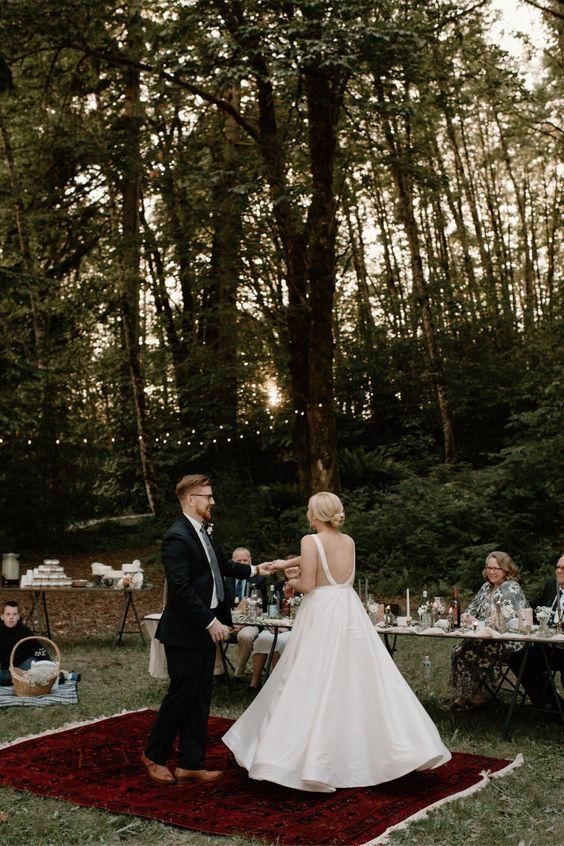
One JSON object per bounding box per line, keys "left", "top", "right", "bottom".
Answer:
{"left": 113, "top": 591, "right": 147, "bottom": 648}
{"left": 219, "top": 640, "right": 234, "bottom": 693}
{"left": 383, "top": 632, "right": 398, "bottom": 658}
{"left": 540, "top": 644, "right": 564, "bottom": 726}
{"left": 502, "top": 644, "right": 530, "bottom": 738}
{"left": 41, "top": 591, "right": 51, "bottom": 639}
{"left": 25, "top": 591, "right": 51, "bottom": 637}
{"left": 264, "top": 628, "right": 279, "bottom": 678}
{"left": 128, "top": 592, "right": 146, "bottom": 646}
{"left": 24, "top": 591, "right": 40, "bottom": 630}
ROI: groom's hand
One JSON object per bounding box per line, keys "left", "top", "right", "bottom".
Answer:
{"left": 257, "top": 561, "right": 273, "bottom": 575}
{"left": 208, "top": 620, "right": 231, "bottom": 643}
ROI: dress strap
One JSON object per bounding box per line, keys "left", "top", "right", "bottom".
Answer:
{"left": 311, "top": 534, "right": 337, "bottom": 586}
{"left": 311, "top": 534, "right": 355, "bottom": 586}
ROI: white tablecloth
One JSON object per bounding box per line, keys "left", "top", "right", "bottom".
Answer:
{"left": 143, "top": 613, "right": 167, "bottom": 679}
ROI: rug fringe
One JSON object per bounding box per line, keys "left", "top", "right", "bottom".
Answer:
{"left": 0, "top": 707, "right": 150, "bottom": 750}
{"left": 360, "top": 754, "right": 524, "bottom": 846}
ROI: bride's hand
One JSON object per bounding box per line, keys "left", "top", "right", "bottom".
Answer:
{"left": 267, "top": 559, "right": 288, "bottom": 572}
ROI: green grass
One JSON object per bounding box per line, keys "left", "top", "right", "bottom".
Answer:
{"left": 0, "top": 636, "right": 562, "bottom": 846}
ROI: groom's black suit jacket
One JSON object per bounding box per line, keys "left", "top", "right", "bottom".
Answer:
{"left": 156, "top": 514, "right": 253, "bottom": 648}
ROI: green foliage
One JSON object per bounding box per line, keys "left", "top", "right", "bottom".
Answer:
{"left": 0, "top": 0, "right": 561, "bottom": 595}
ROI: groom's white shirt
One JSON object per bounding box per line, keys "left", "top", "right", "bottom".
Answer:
{"left": 183, "top": 511, "right": 258, "bottom": 628}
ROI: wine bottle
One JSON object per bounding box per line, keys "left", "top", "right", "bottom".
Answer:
{"left": 451, "top": 587, "right": 461, "bottom": 628}
{"left": 267, "top": 585, "right": 278, "bottom": 618}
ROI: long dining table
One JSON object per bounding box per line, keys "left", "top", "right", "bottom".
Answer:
{"left": 379, "top": 621, "right": 564, "bottom": 736}
{"left": 142, "top": 612, "right": 294, "bottom": 684}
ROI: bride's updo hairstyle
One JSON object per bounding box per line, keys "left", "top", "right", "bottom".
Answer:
{"left": 308, "top": 492, "right": 345, "bottom": 529}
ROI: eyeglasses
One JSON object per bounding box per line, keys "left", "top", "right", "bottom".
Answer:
{"left": 485, "top": 566, "right": 503, "bottom": 572}
{"left": 191, "top": 493, "right": 214, "bottom": 501}
{"left": 556, "top": 566, "right": 564, "bottom": 571}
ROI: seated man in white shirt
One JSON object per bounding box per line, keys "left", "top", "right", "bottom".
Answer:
{"left": 214, "top": 547, "right": 260, "bottom": 680}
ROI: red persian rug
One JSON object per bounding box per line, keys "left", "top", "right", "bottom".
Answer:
{"left": 0, "top": 710, "right": 522, "bottom": 845}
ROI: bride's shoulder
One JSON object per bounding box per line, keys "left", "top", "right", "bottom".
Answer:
{"left": 341, "top": 533, "right": 355, "bottom": 546}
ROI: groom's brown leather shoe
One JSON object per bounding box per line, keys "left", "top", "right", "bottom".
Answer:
{"left": 174, "top": 767, "right": 223, "bottom": 784}
{"left": 140, "top": 752, "right": 176, "bottom": 784}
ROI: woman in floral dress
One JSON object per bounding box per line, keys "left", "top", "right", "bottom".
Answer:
{"left": 449, "top": 551, "right": 529, "bottom": 711}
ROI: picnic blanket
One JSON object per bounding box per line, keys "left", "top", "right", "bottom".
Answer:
{"left": 0, "top": 680, "right": 79, "bottom": 707}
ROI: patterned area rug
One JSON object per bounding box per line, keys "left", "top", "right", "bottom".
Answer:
{"left": 0, "top": 709, "right": 522, "bottom": 845}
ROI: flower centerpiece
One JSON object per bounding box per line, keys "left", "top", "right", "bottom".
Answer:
{"left": 535, "top": 606, "right": 553, "bottom": 638}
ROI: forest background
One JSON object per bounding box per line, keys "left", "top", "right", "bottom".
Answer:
{"left": 0, "top": 0, "right": 562, "bottom": 600}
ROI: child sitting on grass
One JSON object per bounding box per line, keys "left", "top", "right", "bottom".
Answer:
{"left": 0, "top": 601, "right": 44, "bottom": 685}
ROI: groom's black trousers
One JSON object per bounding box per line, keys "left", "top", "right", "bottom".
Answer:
{"left": 145, "top": 638, "right": 215, "bottom": 769}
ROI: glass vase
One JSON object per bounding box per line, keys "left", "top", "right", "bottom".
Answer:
{"left": 539, "top": 620, "right": 551, "bottom": 638}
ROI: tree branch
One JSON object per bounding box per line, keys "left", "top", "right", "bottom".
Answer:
{"left": 520, "top": 0, "right": 564, "bottom": 21}
{"left": 72, "top": 44, "right": 260, "bottom": 142}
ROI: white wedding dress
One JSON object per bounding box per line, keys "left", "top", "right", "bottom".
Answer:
{"left": 223, "top": 534, "right": 451, "bottom": 792}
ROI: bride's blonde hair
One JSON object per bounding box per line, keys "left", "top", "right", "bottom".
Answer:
{"left": 308, "top": 492, "right": 345, "bottom": 529}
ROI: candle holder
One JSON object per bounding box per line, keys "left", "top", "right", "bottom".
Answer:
{"left": 383, "top": 605, "right": 395, "bottom": 627}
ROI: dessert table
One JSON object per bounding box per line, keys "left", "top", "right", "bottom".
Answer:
{"left": 0, "top": 585, "right": 150, "bottom": 648}
{"left": 377, "top": 622, "right": 564, "bottom": 736}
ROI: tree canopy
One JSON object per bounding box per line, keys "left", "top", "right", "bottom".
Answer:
{"left": 0, "top": 0, "right": 562, "bottom": 591}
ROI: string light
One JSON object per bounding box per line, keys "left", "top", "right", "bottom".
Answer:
{"left": 2, "top": 402, "right": 334, "bottom": 450}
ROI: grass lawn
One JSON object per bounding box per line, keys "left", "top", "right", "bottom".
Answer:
{"left": 0, "top": 634, "right": 562, "bottom": 846}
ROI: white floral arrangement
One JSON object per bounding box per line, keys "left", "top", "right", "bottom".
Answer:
{"left": 26, "top": 661, "right": 58, "bottom": 685}
{"left": 535, "top": 606, "right": 552, "bottom": 623}
{"left": 500, "top": 599, "right": 516, "bottom": 620}
{"left": 117, "top": 571, "right": 144, "bottom": 590}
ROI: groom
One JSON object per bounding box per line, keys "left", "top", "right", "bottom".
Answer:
{"left": 142, "top": 474, "right": 265, "bottom": 785}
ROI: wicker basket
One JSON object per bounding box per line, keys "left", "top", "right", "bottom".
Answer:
{"left": 9, "top": 636, "right": 61, "bottom": 697}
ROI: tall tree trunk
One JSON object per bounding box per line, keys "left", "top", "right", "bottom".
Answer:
{"left": 303, "top": 67, "right": 341, "bottom": 493}
{"left": 204, "top": 84, "right": 247, "bottom": 427}
{"left": 119, "top": 1, "right": 159, "bottom": 513}
{"left": 0, "top": 105, "right": 44, "bottom": 367}
{"left": 141, "top": 202, "right": 192, "bottom": 427}
{"left": 374, "top": 79, "right": 455, "bottom": 463}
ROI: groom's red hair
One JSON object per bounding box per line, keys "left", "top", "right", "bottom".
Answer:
{"left": 176, "top": 474, "right": 212, "bottom": 501}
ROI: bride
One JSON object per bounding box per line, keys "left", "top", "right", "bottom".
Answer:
{"left": 223, "top": 492, "right": 451, "bottom": 792}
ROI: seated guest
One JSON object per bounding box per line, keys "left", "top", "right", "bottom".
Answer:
{"left": 250, "top": 629, "right": 291, "bottom": 690}
{"left": 0, "top": 601, "right": 43, "bottom": 685}
{"left": 214, "top": 547, "right": 261, "bottom": 680}
{"left": 508, "top": 556, "right": 564, "bottom": 709}
{"left": 449, "top": 551, "right": 529, "bottom": 711}
{"left": 249, "top": 562, "right": 299, "bottom": 690}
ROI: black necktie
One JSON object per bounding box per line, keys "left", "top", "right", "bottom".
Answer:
{"left": 200, "top": 524, "right": 224, "bottom": 602}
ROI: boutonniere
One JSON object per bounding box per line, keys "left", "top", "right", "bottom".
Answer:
{"left": 205, "top": 523, "right": 214, "bottom": 536}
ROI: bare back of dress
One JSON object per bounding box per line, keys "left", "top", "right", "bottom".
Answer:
{"left": 311, "top": 532, "right": 355, "bottom": 587}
